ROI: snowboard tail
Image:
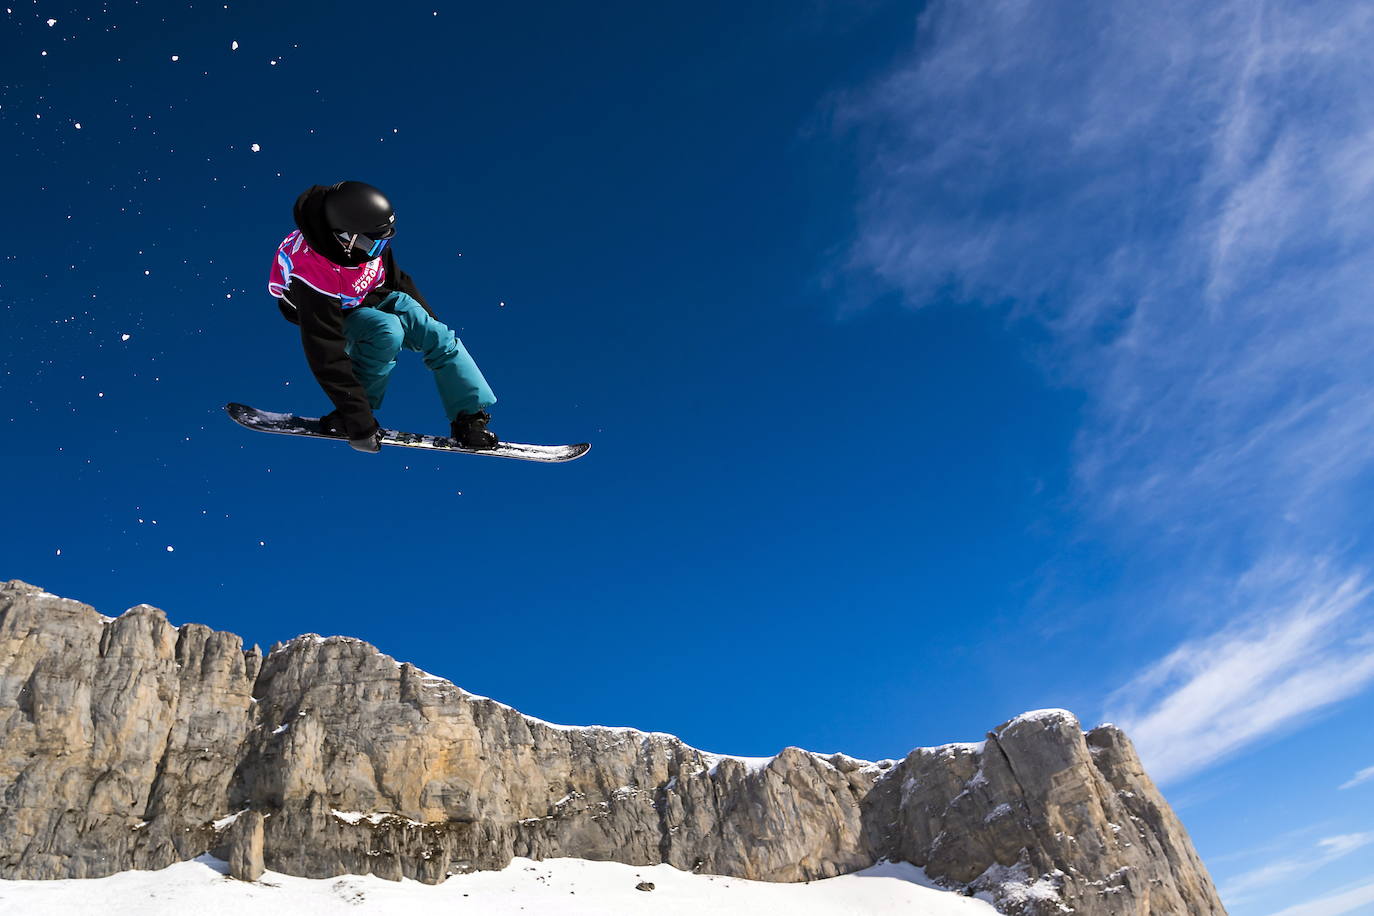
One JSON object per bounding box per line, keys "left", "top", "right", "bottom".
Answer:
{"left": 224, "top": 403, "right": 590, "bottom": 463}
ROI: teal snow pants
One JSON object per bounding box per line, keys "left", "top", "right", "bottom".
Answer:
{"left": 342, "top": 291, "right": 496, "bottom": 420}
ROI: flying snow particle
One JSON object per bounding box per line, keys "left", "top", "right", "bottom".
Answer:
{"left": 250, "top": 143, "right": 260, "bottom": 152}
{"left": 171, "top": 55, "right": 180, "bottom": 61}
{"left": 74, "top": 123, "right": 81, "bottom": 129}
{"left": 231, "top": 40, "right": 239, "bottom": 50}
{"left": 166, "top": 546, "right": 174, "bottom": 552}
{"left": 56, "top": 549, "right": 61, "bottom": 556}
{"left": 46, "top": 18, "right": 55, "bottom": 26}
{"left": 144, "top": 270, "right": 150, "bottom": 275}
{"left": 121, "top": 333, "right": 131, "bottom": 341}
{"left": 499, "top": 301, "right": 506, "bottom": 307}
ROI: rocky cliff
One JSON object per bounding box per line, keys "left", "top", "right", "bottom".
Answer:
{"left": 0, "top": 581, "right": 1226, "bottom": 914}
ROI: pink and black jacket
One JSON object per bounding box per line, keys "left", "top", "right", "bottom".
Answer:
{"left": 267, "top": 185, "right": 435, "bottom": 440}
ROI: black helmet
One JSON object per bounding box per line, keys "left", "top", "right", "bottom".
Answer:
{"left": 325, "top": 180, "right": 396, "bottom": 237}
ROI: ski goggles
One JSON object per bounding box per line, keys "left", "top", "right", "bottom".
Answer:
{"left": 336, "top": 228, "right": 393, "bottom": 258}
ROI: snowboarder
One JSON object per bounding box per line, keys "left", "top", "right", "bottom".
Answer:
{"left": 267, "top": 180, "right": 499, "bottom": 453}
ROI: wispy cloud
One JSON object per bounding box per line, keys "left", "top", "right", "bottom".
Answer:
{"left": 1316, "top": 835, "right": 1374, "bottom": 858}
{"left": 1222, "top": 833, "right": 1373, "bottom": 907}
{"left": 1339, "top": 765, "right": 1374, "bottom": 791}
{"left": 839, "top": 0, "right": 1374, "bottom": 543}
{"left": 1263, "top": 879, "right": 1374, "bottom": 916}
{"left": 1104, "top": 565, "right": 1374, "bottom": 783}
{"left": 838, "top": 0, "right": 1374, "bottom": 774}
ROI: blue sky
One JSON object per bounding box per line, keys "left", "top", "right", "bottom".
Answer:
{"left": 3, "top": 2, "right": 1372, "bottom": 913}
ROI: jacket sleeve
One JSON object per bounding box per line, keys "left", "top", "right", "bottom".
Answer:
{"left": 283, "top": 280, "right": 378, "bottom": 439}
{"left": 382, "top": 249, "right": 437, "bottom": 318}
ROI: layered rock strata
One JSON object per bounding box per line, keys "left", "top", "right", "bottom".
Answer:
{"left": 0, "top": 581, "right": 1225, "bottom": 915}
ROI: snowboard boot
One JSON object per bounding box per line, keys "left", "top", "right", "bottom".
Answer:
{"left": 319, "top": 410, "right": 345, "bottom": 436}
{"left": 320, "top": 410, "right": 382, "bottom": 452}
{"left": 450, "top": 410, "right": 499, "bottom": 450}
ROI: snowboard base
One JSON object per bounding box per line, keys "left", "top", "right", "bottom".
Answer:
{"left": 225, "top": 403, "right": 590, "bottom": 463}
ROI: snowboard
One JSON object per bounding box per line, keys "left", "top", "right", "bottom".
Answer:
{"left": 224, "top": 403, "right": 590, "bottom": 463}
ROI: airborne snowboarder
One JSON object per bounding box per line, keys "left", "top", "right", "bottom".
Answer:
{"left": 267, "top": 180, "right": 499, "bottom": 453}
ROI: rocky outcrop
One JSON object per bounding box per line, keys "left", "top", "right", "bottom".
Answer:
{"left": 0, "top": 581, "right": 1225, "bottom": 914}
{"left": 226, "top": 811, "right": 264, "bottom": 882}
{"left": 862, "top": 712, "right": 1223, "bottom": 913}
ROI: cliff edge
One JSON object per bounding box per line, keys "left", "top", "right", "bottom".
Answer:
{"left": 0, "top": 581, "right": 1225, "bottom": 914}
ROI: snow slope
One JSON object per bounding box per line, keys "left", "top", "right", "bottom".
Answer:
{"left": 0, "top": 855, "right": 1000, "bottom": 916}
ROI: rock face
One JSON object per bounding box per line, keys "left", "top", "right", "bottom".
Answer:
{"left": 0, "top": 581, "right": 1226, "bottom": 914}
{"left": 226, "top": 811, "right": 264, "bottom": 882}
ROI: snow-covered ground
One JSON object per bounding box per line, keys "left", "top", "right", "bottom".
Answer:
{"left": 0, "top": 855, "right": 1000, "bottom": 915}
